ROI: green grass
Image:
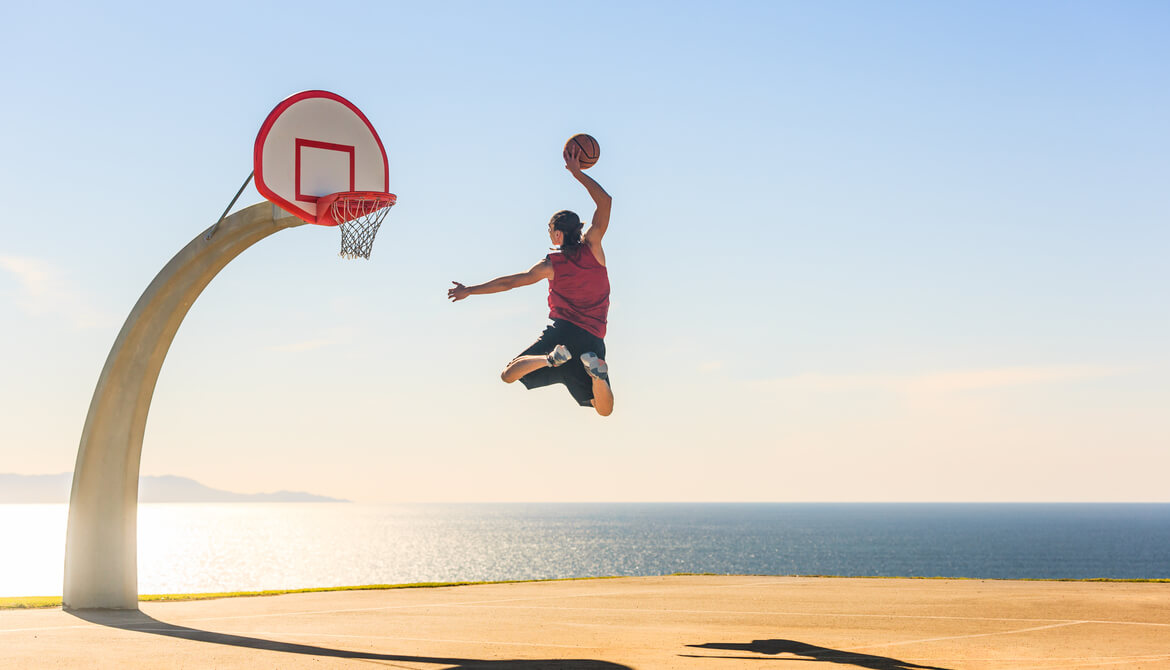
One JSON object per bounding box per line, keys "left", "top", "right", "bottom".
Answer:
{"left": 4, "top": 573, "right": 1165, "bottom": 611}
{"left": 0, "top": 576, "right": 622, "bottom": 610}
{"left": 0, "top": 596, "right": 61, "bottom": 609}
{"left": 670, "top": 572, "right": 1170, "bottom": 583}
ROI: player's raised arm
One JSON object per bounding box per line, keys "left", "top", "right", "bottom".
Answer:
{"left": 564, "top": 144, "right": 612, "bottom": 247}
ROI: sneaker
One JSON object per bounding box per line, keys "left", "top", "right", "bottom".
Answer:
{"left": 580, "top": 352, "right": 609, "bottom": 382}
{"left": 546, "top": 344, "right": 571, "bottom": 367}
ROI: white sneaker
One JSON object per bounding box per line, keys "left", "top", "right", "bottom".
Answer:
{"left": 546, "top": 344, "right": 571, "bottom": 367}
{"left": 581, "top": 352, "right": 608, "bottom": 382}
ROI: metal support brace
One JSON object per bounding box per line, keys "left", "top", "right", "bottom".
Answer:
{"left": 205, "top": 172, "right": 254, "bottom": 241}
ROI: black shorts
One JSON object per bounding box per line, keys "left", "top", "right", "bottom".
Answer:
{"left": 514, "top": 319, "right": 608, "bottom": 407}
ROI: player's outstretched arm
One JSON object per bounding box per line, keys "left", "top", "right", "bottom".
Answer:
{"left": 564, "top": 145, "right": 612, "bottom": 247}
{"left": 448, "top": 259, "right": 553, "bottom": 302}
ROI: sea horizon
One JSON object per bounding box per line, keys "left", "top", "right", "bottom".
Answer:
{"left": 4, "top": 502, "right": 1167, "bottom": 598}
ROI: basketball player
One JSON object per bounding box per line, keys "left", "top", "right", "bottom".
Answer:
{"left": 448, "top": 143, "right": 614, "bottom": 416}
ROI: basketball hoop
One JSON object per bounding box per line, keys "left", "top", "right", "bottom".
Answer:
{"left": 316, "top": 191, "right": 397, "bottom": 259}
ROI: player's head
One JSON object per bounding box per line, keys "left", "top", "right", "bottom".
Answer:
{"left": 549, "top": 210, "right": 583, "bottom": 250}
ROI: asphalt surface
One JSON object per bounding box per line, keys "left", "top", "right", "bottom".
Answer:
{"left": 2, "top": 575, "right": 1168, "bottom": 669}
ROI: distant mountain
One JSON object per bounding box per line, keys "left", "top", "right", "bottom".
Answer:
{"left": 0, "top": 473, "right": 348, "bottom": 504}
{"left": 0, "top": 473, "right": 70, "bottom": 503}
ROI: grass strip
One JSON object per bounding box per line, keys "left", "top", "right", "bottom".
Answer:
{"left": 0, "top": 576, "right": 622, "bottom": 610}
{"left": 671, "top": 572, "right": 1170, "bottom": 583}
{"left": 4, "top": 573, "right": 1165, "bottom": 611}
{"left": 0, "top": 596, "right": 61, "bottom": 610}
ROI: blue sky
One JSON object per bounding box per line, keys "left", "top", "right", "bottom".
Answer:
{"left": 1, "top": 1, "right": 1167, "bottom": 501}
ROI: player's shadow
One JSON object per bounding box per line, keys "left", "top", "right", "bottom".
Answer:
{"left": 69, "top": 609, "right": 631, "bottom": 669}
{"left": 683, "top": 639, "right": 953, "bottom": 670}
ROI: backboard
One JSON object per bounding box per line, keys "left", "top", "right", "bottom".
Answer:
{"left": 253, "top": 90, "right": 389, "bottom": 226}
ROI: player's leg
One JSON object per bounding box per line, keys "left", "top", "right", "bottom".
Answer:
{"left": 502, "top": 345, "right": 571, "bottom": 383}
{"left": 590, "top": 378, "right": 613, "bottom": 416}
{"left": 581, "top": 353, "right": 613, "bottom": 416}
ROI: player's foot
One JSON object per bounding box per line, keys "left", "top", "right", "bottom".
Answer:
{"left": 581, "top": 352, "right": 609, "bottom": 383}
{"left": 546, "top": 344, "right": 571, "bottom": 367}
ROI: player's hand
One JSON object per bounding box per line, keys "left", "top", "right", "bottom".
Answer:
{"left": 563, "top": 144, "right": 582, "bottom": 173}
{"left": 448, "top": 281, "right": 470, "bottom": 302}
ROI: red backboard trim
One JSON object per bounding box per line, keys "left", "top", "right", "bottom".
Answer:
{"left": 253, "top": 90, "right": 390, "bottom": 225}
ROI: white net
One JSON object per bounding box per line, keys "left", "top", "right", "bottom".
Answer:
{"left": 331, "top": 194, "right": 395, "bottom": 260}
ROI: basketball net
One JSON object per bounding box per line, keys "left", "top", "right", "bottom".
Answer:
{"left": 324, "top": 192, "right": 397, "bottom": 260}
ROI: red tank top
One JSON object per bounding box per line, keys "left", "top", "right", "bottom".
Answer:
{"left": 547, "top": 245, "right": 610, "bottom": 338}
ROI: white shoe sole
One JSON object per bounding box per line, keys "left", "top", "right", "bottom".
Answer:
{"left": 547, "top": 345, "right": 571, "bottom": 367}
{"left": 581, "top": 352, "right": 608, "bottom": 379}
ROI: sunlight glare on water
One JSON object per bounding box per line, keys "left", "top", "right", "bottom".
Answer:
{"left": 0, "top": 505, "right": 68, "bottom": 597}
{"left": 139, "top": 503, "right": 636, "bottom": 595}
{"left": 2, "top": 503, "right": 1167, "bottom": 597}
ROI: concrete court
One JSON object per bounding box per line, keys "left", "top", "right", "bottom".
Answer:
{"left": 2, "top": 575, "right": 1168, "bottom": 669}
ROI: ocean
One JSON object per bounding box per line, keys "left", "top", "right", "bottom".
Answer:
{"left": 2, "top": 503, "right": 1167, "bottom": 597}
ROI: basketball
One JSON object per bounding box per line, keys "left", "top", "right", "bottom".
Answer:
{"left": 566, "top": 133, "right": 600, "bottom": 169}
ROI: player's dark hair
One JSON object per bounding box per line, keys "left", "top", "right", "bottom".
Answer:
{"left": 550, "top": 210, "right": 584, "bottom": 252}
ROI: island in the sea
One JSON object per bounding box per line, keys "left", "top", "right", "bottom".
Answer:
{"left": 0, "top": 473, "right": 349, "bottom": 504}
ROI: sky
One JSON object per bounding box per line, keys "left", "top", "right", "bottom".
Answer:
{"left": 0, "top": 1, "right": 1166, "bottom": 503}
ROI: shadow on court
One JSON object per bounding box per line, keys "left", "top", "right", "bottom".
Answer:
{"left": 683, "top": 639, "right": 952, "bottom": 670}
{"left": 69, "top": 609, "right": 632, "bottom": 669}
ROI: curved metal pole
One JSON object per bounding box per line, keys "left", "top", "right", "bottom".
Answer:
{"left": 64, "top": 202, "right": 306, "bottom": 610}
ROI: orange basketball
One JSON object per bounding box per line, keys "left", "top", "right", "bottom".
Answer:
{"left": 566, "top": 133, "right": 600, "bottom": 169}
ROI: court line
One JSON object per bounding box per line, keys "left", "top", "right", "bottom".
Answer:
{"left": 1010, "top": 655, "right": 1170, "bottom": 669}
{"left": 129, "top": 628, "right": 599, "bottom": 650}
{"left": 879, "top": 655, "right": 1170, "bottom": 665}
{"left": 0, "top": 586, "right": 683, "bottom": 631}
{"left": 439, "top": 603, "right": 1170, "bottom": 628}
{"left": 179, "top": 586, "right": 693, "bottom": 623}
{"left": 0, "top": 623, "right": 92, "bottom": 634}
{"left": 852, "top": 620, "right": 1088, "bottom": 650}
